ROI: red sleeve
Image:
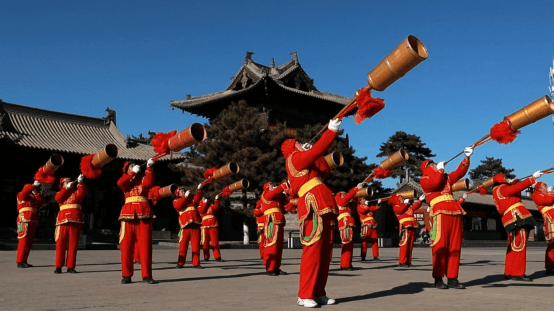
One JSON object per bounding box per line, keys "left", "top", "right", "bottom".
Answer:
{"left": 142, "top": 167, "right": 156, "bottom": 189}
{"left": 212, "top": 199, "right": 220, "bottom": 211}
{"left": 17, "top": 184, "right": 36, "bottom": 202}
{"left": 55, "top": 188, "right": 73, "bottom": 204}
{"left": 420, "top": 170, "right": 447, "bottom": 192}
{"left": 532, "top": 192, "right": 554, "bottom": 206}
{"left": 499, "top": 177, "right": 536, "bottom": 198}
{"left": 314, "top": 156, "right": 331, "bottom": 179}
{"left": 253, "top": 208, "right": 264, "bottom": 217}
{"left": 173, "top": 196, "right": 192, "bottom": 211}
{"left": 409, "top": 200, "right": 423, "bottom": 212}
{"left": 197, "top": 199, "right": 208, "bottom": 214}
{"left": 336, "top": 187, "right": 359, "bottom": 206}
{"left": 262, "top": 185, "right": 285, "bottom": 201}
{"left": 357, "top": 203, "right": 369, "bottom": 214}
{"left": 393, "top": 203, "right": 409, "bottom": 215}
{"left": 447, "top": 157, "right": 470, "bottom": 184}
{"left": 192, "top": 189, "right": 204, "bottom": 206}
{"left": 117, "top": 173, "right": 134, "bottom": 192}
{"left": 290, "top": 129, "right": 336, "bottom": 171}
{"left": 35, "top": 193, "right": 46, "bottom": 207}
{"left": 370, "top": 205, "right": 380, "bottom": 212}
{"left": 75, "top": 182, "right": 88, "bottom": 202}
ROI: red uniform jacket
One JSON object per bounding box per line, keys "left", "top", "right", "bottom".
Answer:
{"left": 358, "top": 202, "right": 379, "bottom": 228}
{"left": 335, "top": 187, "right": 359, "bottom": 231}
{"left": 531, "top": 190, "right": 554, "bottom": 223}
{"left": 285, "top": 129, "right": 337, "bottom": 223}
{"left": 198, "top": 198, "right": 220, "bottom": 229}
{"left": 55, "top": 182, "right": 87, "bottom": 226}
{"left": 492, "top": 177, "right": 536, "bottom": 228}
{"left": 117, "top": 167, "right": 156, "bottom": 220}
{"left": 173, "top": 190, "right": 203, "bottom": 229}
{"left": 254, "top": 207, "right": 265, "bottom": 233}
{"left": 261, "top": 184, "right": 286, "bottom": 225}
{"left": 393, "top": 200, "right": 422, "bottom": 229}
{"left": 420, "top": 157, "right": 469, "bottom": 216}
{"left": 17, "top": 184, "right": 46, "bottom": 223}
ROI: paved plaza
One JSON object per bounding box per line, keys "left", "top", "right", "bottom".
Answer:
{"left": 2, "top": 245, "right": 553, "bottom": 310}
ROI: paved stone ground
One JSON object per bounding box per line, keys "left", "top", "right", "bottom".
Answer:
{"left": 1, "top": 245, "right": 553, "bottom": 310}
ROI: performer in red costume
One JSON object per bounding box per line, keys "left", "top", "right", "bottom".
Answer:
{"left": 173, "top": 184, "right": 204, "bottom": 269}
{"left": 531, "top": 182, "right": 554, "bottom": 276}
{"left": 198, "top": 195, "right": 225, "bottom": 262}
{"left": 259, "top": 181, "right": 289, "bottom": 276}
{"left": 16, "top": 181, "right": 46, "bottom": 268}
{"left": 419, "top": 146, "right": 473, "bottom": 289}
{"left": 117, "top": 158, "right": 157, "bottom": 284}
{"left": 253, "top": 201, "right": 266, "bottom": 263}
{"left": 335, "top": 184, "right": 364, "bottom": 270}
{"left": 493, "top": 171, "right": 542, "bottom": 281}
{"left": 389, "top": 193, "right": 424, "bottom": 267}
{"left": 357, "top": 199, "right": 380, "bottom": 261}
{"left": 54, "top": 175, "right": 87, "bottom": 274}
{"left": 282, "top": 118, "right": 341, "bottom": 308}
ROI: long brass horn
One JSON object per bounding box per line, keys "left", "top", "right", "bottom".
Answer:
{"left": 226, "top": 179, "right": 250, "bottom": 193}
{"left": 396, "top": 189, "right": 416, "bottom": 200}
{"left": 452, "top": 178, "right": 472, "bottom": 192}
{"left": 324, "top": 152, "right": 344, "bottom": 170}
{"left": 355, "top": 187, "right": 374, "bottom": 198}
{"left": 91, "top": 144, "right": 119, "bottom": 168}
{"left": 158, "top": 184, "right": 178, "bottom": 198}
{"left": 212, "top": 162, "right": 240, "bottom": 181}
{"left": 43, "top": 154, "right": 64, "bottom": 173}
{"left": 167, "top": 123, "right": 207, "bottom": 152}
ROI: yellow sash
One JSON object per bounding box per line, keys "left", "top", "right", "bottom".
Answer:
{"left": 541, "top": 205, "right": 554, "bottom": 215}
{"left": 263, "top": 208, "right": 281, "bottom": 215}
{"left": 399, "top": 217, "right": 415, "bottom": 224}
{"left": 202, "top": 215, "right": 215, "bottom": 221}
{"left": 298, "top": 177, "right": 323, "bottom": 197}
{"left": 60, "top": 204, "right": 82, "bottom": 210}
{"left": 125, "top": 196, "right": 148, "bottom": 204}
{"left": 430, "top": 194, "right": 454, "bottom": 207}
{"left": 179, "top": 207, "right": 196, "bottom": 215}
{"left": 338, "top": 212, "right": 351, "bottom": 220}
{"left": 503, "top": 203, "right": 524, "bottom": 216}
{"left": 18, "top": 207, "right": 36, "bottom": 213}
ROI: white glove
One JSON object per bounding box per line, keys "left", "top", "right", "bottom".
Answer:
{"left": 215, "top": 195, "right": 219, "bottom": 200}
{"left": 548, "top": 186, "right": 554, "bottom": 192}
{"left": 463, "top": 147, "right": 474, "bottom": 157}
{"left": 197, "top": 183, "right": 203, "bottom": 190}
{"left": 184, "top": 190, "right": 191, "bottom": 197}
{"left": 132, "top": 165, "right": 141, "bottom": 174}
{"left": 77, "top": 174, "right": 84, "bottom": 183}
{"left": 507, "top": 179, "right": 514, "bottom": 184}
{"left": 302, "top": 143, "right": 313, "bottom": 151}
{"left": 419, "top": 194, "right": 425, "bottom": 201}
{"left": 377, "top": 199, "right": 382, "bottom": 204}
{"left": 67, "top": 182, "right": 74, "bottom": 189}
{"left": 147, "top": 158, "right": 155, "bottom": 167}
{"left": 328, "top": 118, "right": 342, "bottom": 132}
{"left": 33, "top": 181, "right": 40, "bottom": 187}
{"left": 364, "top": 200, "right": 370, "bottom": 206}
{"left": 436, "top": 162, "right": 445, "bottom": 171}
{"left": 426, "top": 207, "right": 430, "bottom": 213}
{"left": 403, "top": 199, "right": 410, "bottom": 204}
{"left": 357, "top": 183, "right": 365, "bottom": 189}
{"left": 533, "top": 171, "right": 543, "bottom": 179}
{"left": 462, "top": 193, "right": 468, "bottom": 200}
{"left": 203, "top": 198, "right": 207, "bottom": 203}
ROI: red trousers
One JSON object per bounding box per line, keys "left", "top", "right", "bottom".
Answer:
{"left": 178, "top": 227, "right": 200, "bottom": 266}
{"left": 202, "top": 227, "right": 221, "bottom": 260}
{"left": 431, "top": 214, "right": 463, "bottom": 279}
{"left": 133, "top": 241, "right": 140, "bottom": 262}
{"left": 16, "top": 222, "right": 37, "bottom": 264}
{"left": 546, "top": 242, "right": 554, "bottom": 270}
{"left": 55, "top": 223, "right": 82, "bottom": 269}
{"left": 340, "top": 240, "right": 354, "bottom": 268}
{"left": 361, "top": 227, "right": 379, "bottom": 258}
{"left": 264, "top": 223, "right": 284, "bottom": 272}
{"left": 120, "top": 219, "right": 153, "bottom": 279}
{"left": 399, "top": 227, "right": 415, "bottom": 265}
{"left": 298, "top": 213, "right": 333, "bottom": 300}
{"left": 505, "top": 228, "right": 529, "bottom": 276}
{"left": 258, "top": 231, "right": 265, "bottom": 261}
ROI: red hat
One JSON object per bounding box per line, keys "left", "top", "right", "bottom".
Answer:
{"left": 420, "top": 160, "right": 434, "bottom": 171}
{"left": 281, "top": 139, "right": 297, "bottom": 158}
{"left": 122, "top": 161, "right": 134, "bottom": 173}
{"left": 263, "top": 181, "right": 273, "bottom": 192}
{"left": 334, "top": 191, "right": 346, "bottom": 202}
{"left": 534, "top": 182, "right": 546, "bottom": 192}
{"left": 58, "top": 177, "right": 71, "bottom": 189}
{"left": 493, "top": 173, "right": 508, "bottom": 185}
{"left": 388, "top": 194, "right": 401, "bottom": 206}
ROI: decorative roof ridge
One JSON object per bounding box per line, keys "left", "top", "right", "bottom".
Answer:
{"left": 0, "top": 101, "right": 109, "bottom": 128}
{"left": 270, "top": 79, "right": 352, "bottom": 104}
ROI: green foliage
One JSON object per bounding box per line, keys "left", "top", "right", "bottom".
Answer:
{"left": 376, "top": 131, "right": 435, "bottom": 182}
{"left": 469, "top": 157, "right": 515, "bottom": 186}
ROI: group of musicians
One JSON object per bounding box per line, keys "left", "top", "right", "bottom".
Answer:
{"left": 14, "top": 118, "right": 554, "bottom": 308}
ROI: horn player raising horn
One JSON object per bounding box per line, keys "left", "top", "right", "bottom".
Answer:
{"left": 420, "top": 145, "right": 474, "bottom": 290}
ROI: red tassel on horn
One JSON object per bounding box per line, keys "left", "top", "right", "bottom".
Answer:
{"left": 80, "top": 154, "right": 102, "bottom": 179}
{"left": 203, "top": 167, "right": 217, "bottom": 179}
{"left": 373, "top": 166, "right": 393, "bottom": 179}
{"left": 148, "top": 186, "right": 162, "bottom": 206}
{"left": 151, "top": 130, "right": 177, "bottom": 155}
{"left": 219, "top": 186, "right": 233, "bottom": 198}
{"left": 34, "top": 167, "right": 56, "bottom": 184}
{"left": 490, "top": 121, "right": 517, "bottom": 144}
{"left": 353, "top": 88, "right": 385, "bottom": 124}
{"left": 477, "top": 185, "right": 489, "bottom": 196}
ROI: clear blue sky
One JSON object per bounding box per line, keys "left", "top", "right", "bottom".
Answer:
{"left": 2, "top": 0, "right": 554, "bottom": 189}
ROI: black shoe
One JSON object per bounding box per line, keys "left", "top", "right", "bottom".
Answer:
{"left": 54, "top": 268, "right": 62, "bottom": 274}
{"left": 407, "top": 263, "right": 413, "bottom": 267}
{"left": 347, "top": 267, "right": 355, "bottom": 271}
{"left": 398, "top": 263, "right": 409, "bottom": 268}
{"left": 447, "top": 278, "right": 465, "bottom": 289}
{"left": 215, "top": 257, "right": 224, "bottom": 262}
{"left": 276, "top": 270, "right": 288, "bottom": 275}
{"left": 67, "top": 268, "right": 78, "bottom": 273}
{"left": 361, "top": 257, "right": 366, "bottom": 261}
{"left": 340, "top": 267, "right": 346, "bottom": 270}
{"left": 373, "top": 257, "right": 381, "bottom": 261}
{"left": 504, "top": 275, "right": 512, "bottom": 280}
{"left": 203, "top": 258, "right": 210, "bottom": 262}
{"left": 17, "top": 263, "right": 29, "bottom": 268}
{"left": 143, "top": 277, "right": 158, "bottom": 284}
{"left": 267, "top": 271, "right": 278, "bottom": 276}
{"left": 434, "top": 278, "right": 449, "bottom": 289}
{"left": 545, "top": 269, "right": 554, "bottom": 276}
{"left": 121, "top": 277, "right": 132, "bottom": 284}
{"left": 175, "top": 265, "right": 184, "bottom": 268}
{"left": 193, "top": 265, "right": 203, "bottom": 269}
{"left": 511, "top": 275, "right": 533, "bottom": 282}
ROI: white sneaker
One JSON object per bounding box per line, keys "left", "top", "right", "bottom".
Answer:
{"left": 297, "top": 298, "right": 318, "bottom": 308}
{"left": 315, "top": 296, "right": 336, "bottom": 305}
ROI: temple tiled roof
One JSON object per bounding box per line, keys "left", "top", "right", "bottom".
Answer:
{"left": 0, "top": 101, "right": 183, "bottom": 161}
{"left": 170, "top": 52, "right": 352, "bottom": 114}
